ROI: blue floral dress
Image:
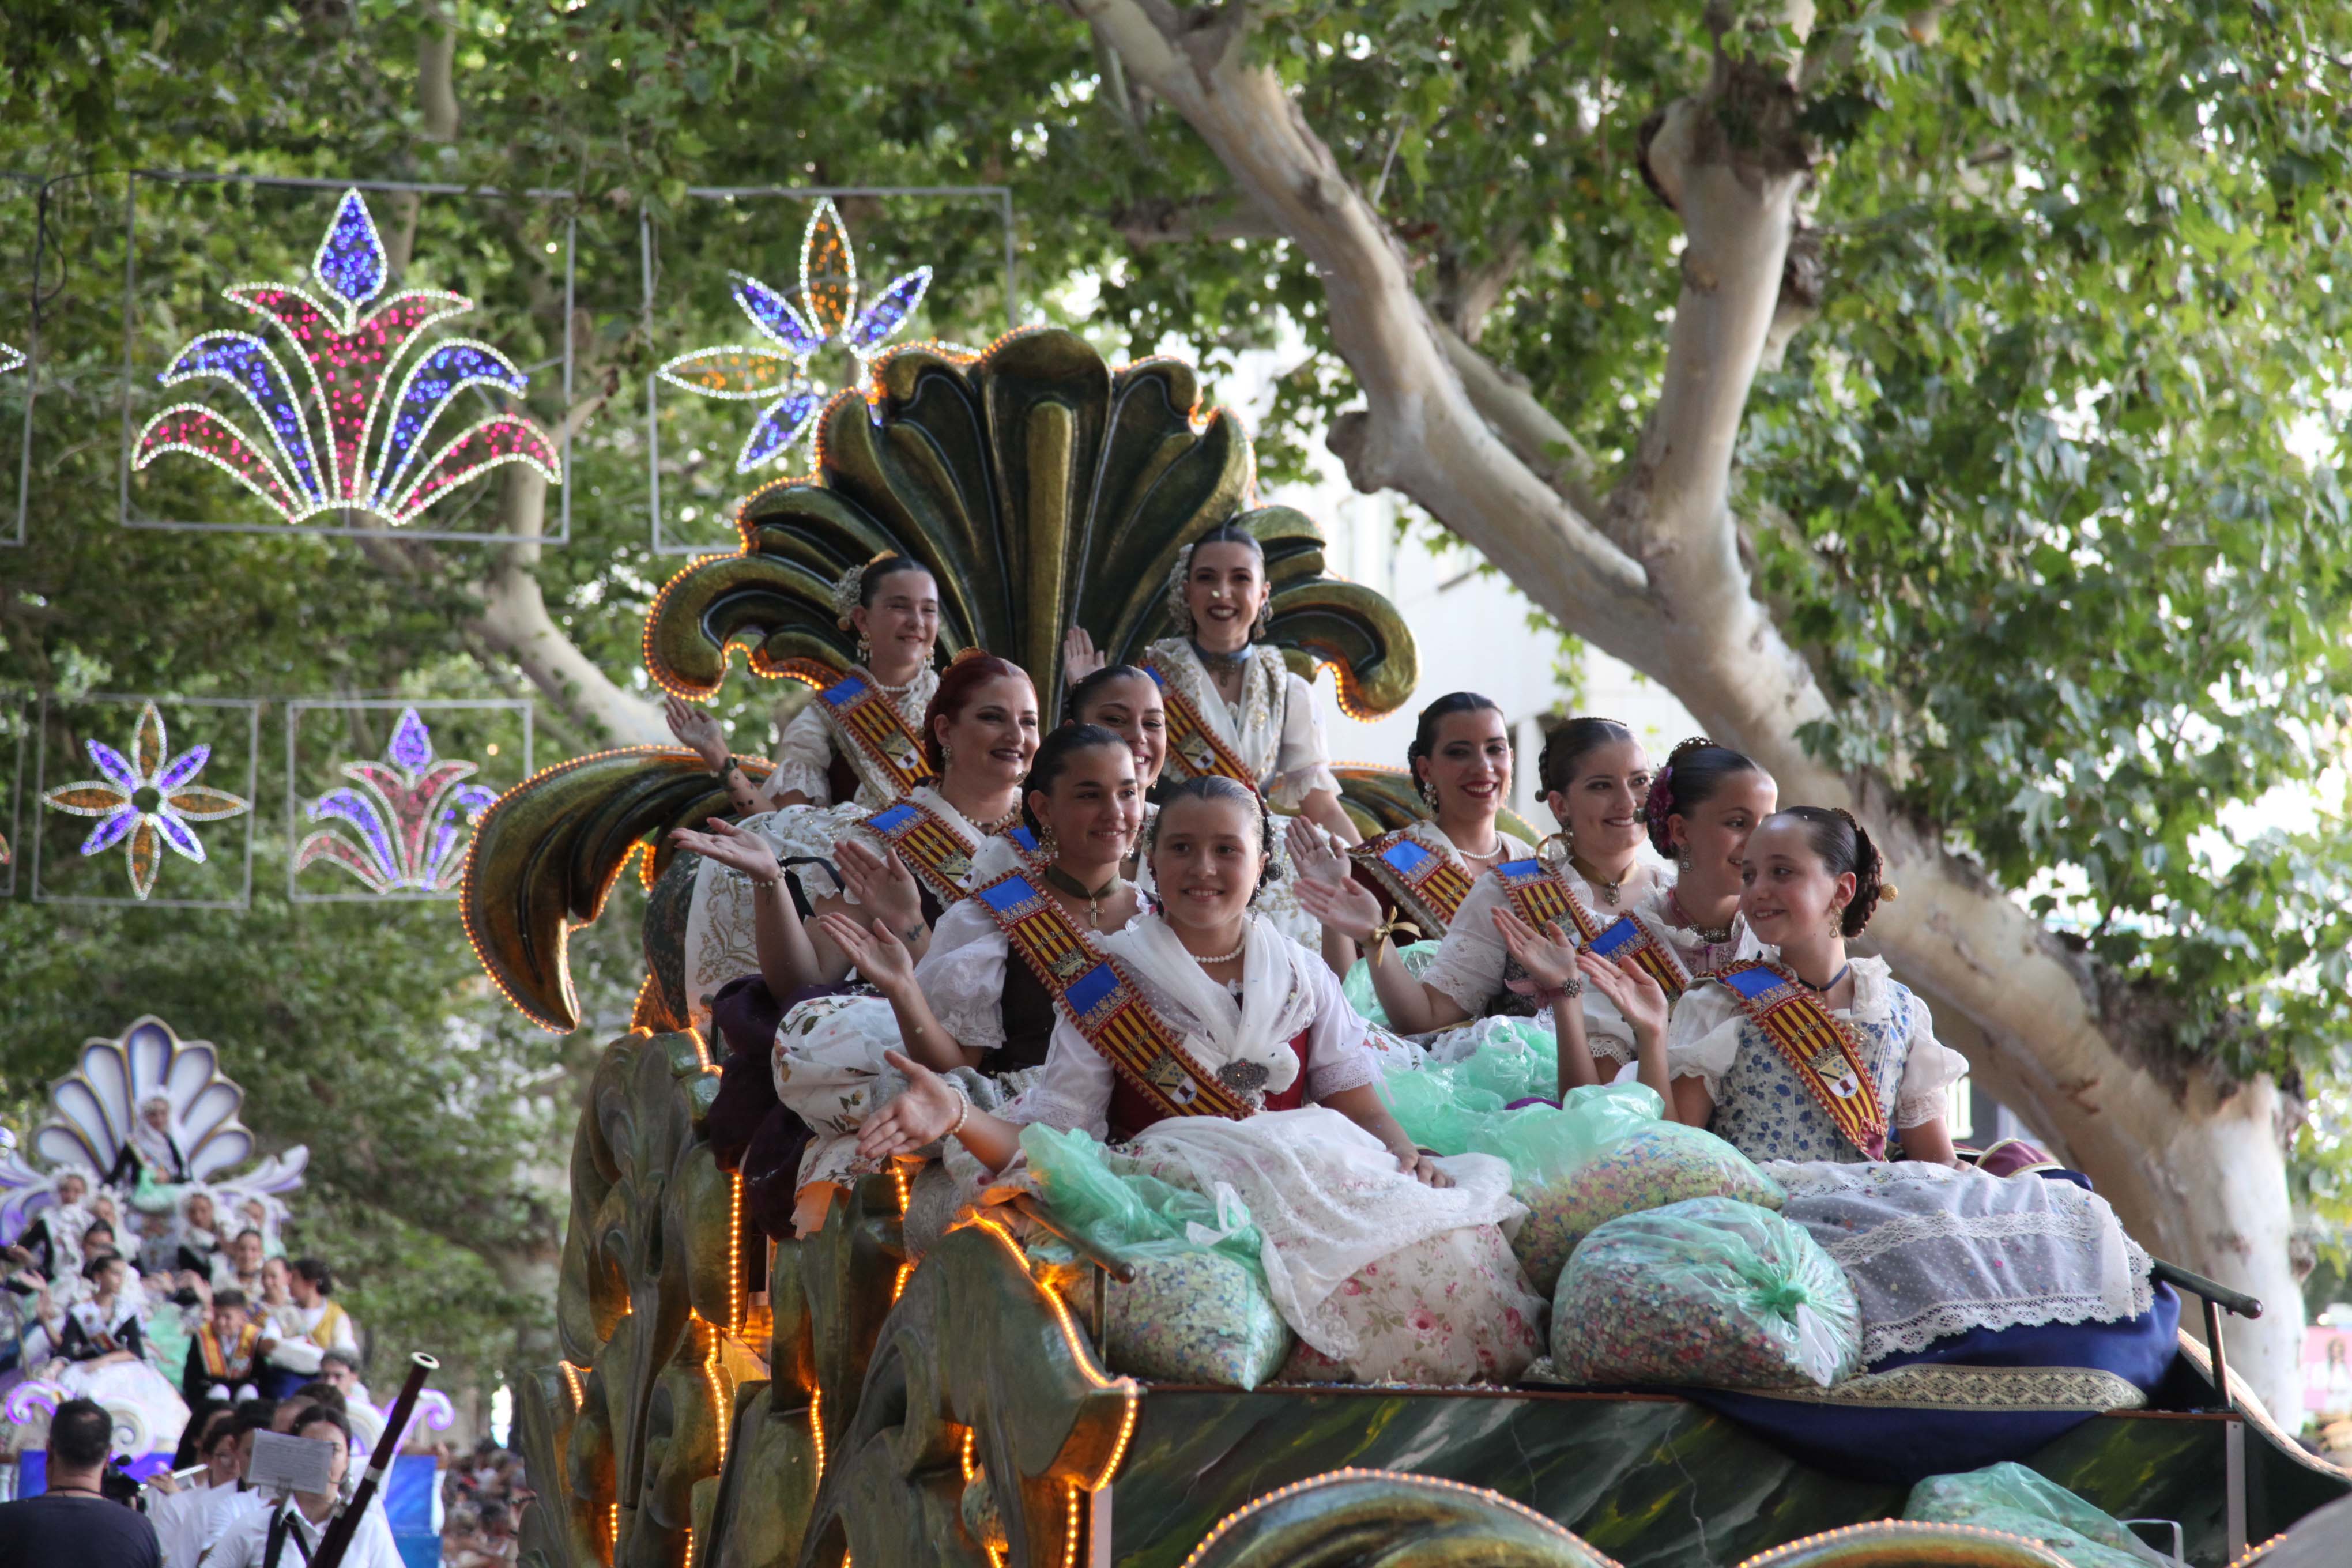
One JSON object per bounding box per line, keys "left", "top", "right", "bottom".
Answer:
{"left": 1664, "top": 956, "right": 1967, "bottom": 1164}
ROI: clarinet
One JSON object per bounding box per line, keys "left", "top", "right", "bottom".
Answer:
{"left": 310, "top": 1351, "right": 438, "bottom": 1568}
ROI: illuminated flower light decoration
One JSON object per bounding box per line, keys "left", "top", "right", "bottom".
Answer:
{"left": 296, "top": 706, "right": 500, "bottom": 894}
{"left": 40, "top": 702, "right": 252, "bottom": 900}
{"left": 0, "top": 343, "right": 23, "bottom": 375}
{"left": 132, "top": 189, "right": 560, "bottom": 526}
{"left": 657, "top": 197, "right": 975, "bottom": 473}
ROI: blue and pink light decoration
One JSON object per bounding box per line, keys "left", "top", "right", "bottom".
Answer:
{"left": 296, "top": 706, "right": 498, "bottom": 894}
{"left": 39, "top": 702, "right": 252, "bottom": 901}
{"left": 133, "top": 188, "right": 560, "bottom": 527}
{"left": 657, "top": 197, "right": 954, "bottom": 473}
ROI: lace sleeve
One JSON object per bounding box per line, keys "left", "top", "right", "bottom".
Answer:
{"left": 1264, "top": 671, "right": 1341, "bottom": 810}
{"left": 1000, "top": 1017, "right": 1114, "bottom": 1138}
{"left": 915, "top": 902, "right": 1009, "bottom": 1053}
{"left": 1665, "top": 983, "right": 1745, "bottom": 1098}
{"left": 771, "top": 703, "right": 837, "bottom": 805}
{"left": 1302, "top": 956, "right": 1378, "bottom": 1100}
{"left": 1894, "top": 988, "right": 1970, "bottom": 1128}
{"left": 1419, "top": 875, "right": 1509, "bottom": 1015}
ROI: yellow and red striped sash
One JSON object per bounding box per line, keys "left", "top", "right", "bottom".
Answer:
{"left": 819, "top": 672, "right": 936, "bottom": 798}
{"left": 1583, "top": 913, "right": 1694, "bottom": 1002}
{"left": 1351, "top": 829, "right": 1475, "bottom": 933}
{"left": 1143, "top": 654, "right": 1259, "bottom": 788}
{"left": 1492, "top": 857, "right": 1607, "bottom": 944}
{"left": 990, "top": 901, "right": 1250, "bottom": 1122}
{"left": 858, "top": 798, "right": 981, "bottom": 904}
{"left": 1712, "top": 959, "right": 1889, "bottom": 1160}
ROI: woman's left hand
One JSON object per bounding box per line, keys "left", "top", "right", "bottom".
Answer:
{"left": 1575, "top": 948, "right": 1669, "bottom": 1039}
{"left": 1285, "top": 815, "right": 1347, "bottom": 888}
{"left": 1399, "top": 1149, "right": 1454, "bottom": 1189}
{"left": 855, "top": 1050, "right": 963, "bottom": 1160}
{"left": 817, "top": 912, "right": 916, "bottom": 994}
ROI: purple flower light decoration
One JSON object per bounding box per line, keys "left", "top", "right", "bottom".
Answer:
{"left": 132, "top": 188, "right": 561, "bottom": 527}
{"left": 656, "top": 198, "right": 956, "bottom": 473}
{"left": 296, "top": 707, "right": 498, "bottom": 894}
{"left": 41, "top": 702, "right": 252, "bottom": 899}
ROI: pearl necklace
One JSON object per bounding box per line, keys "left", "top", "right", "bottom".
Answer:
{"left": 1183, "top": 930, "right": 1248, "bottom": 965}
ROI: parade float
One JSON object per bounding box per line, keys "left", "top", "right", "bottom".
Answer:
{"left": 460, "top": 330, "right": 2351, "bottom": 1568}
{"left": 0, "top": 1015, "right": 450, "bottom": 1556}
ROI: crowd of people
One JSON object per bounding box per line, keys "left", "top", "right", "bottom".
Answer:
{"left": 438, "top": 1438, "right": 526, "bottom": 1566}
{"left": 655, "top": 529, "right": 2158, "bottom": 1394}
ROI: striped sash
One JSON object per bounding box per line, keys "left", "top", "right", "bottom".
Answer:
{"left": 199, "top": 1321, "right": 259, "bottom": 1379}
{"left": 1143, "top": 655, "right": 1258, "bottom": 788}
{"left": 1585, "top": 913, "right": 1694, "bottom": 1001}
{"left": 1351, "top": 829, "right": 1474, "bottom": 933}
{"left": 818, "top": 673, "right": 936, "bottom": 798}
{"left": 1049, "top": 945, "right": 1253, "bottom": 1124}
{"left": 972, "top": 869, "right": 1107, "bottom": 1008}
{"left": 859, "top": 798, "right": 981, "bottom": 904}
{"left": 1492, "top": 857, "right": 1607, "bottom": 944}
{"left": 1712, "top": 960, "right": 1889, "bottom": 1160}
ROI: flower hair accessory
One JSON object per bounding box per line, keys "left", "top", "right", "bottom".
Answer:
{"left": 1644, "top": 764, "right": 1675, "bottom": 830}
{"left": 830, "top": 550, "right": 899, "bottom": 630}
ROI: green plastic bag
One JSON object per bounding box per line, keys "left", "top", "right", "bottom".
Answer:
{"left": 1554, "top": 1196, "right": 1861, "bottom": 1389}
{"left": 1471, "top": 1084, "right": 1784, "bottom": 1296}
{"left": 1342, "top": 938, "right": 1444, "bottom": 1028}
{"left": 1905, "top": 1464, "right": 2168, "bottom": 1568}
{"left": 1021, "top": 1125, "right": 1293, "bottom": 1389}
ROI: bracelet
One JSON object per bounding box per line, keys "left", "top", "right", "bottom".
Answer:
{"left": 1365, "top": 915, "right": 1421, "bottom": 955}
{"left": 945, "top": 1081, "right": 971, "bottom": 1139}
{"left": 1535, "top": 975, "right": 1585, "bottom": 1006}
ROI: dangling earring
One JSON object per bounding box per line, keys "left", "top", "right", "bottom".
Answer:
{"left": 854, "top": 633, "right": 873, "bottom": 665}
{"left": 1418, "top": 776, "right": 1439, "bottom": 812}
{"left": 1037, "top": 824, "right": 1060, "bottom": 860}
{"left": 1678, "top": 854, "right": 1693, "bottom": 874}
{"left": 940, "top": 740, "right": 954, "bottom": 768}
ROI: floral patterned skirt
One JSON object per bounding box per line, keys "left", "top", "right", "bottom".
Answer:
{"left": 1275, "top": 1222, "right": 1545, "bottom": 1386}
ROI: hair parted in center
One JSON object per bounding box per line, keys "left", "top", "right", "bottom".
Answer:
{"left": 1145, "top": 775, "right": 1279, "bottom": 897}
{"left": 1536, "top": 715, "right": 1636, "bottom": 797}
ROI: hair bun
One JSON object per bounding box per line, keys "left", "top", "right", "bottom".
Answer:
{"left": 1879, "top": 882, "right": 1899, "bottom": 901}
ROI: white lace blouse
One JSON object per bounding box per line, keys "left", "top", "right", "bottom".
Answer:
{"left": 1008, "top": 940, "right": 1379, "bottom": 1139}
{"left": 1145, "top": 639, "right": 1339, "bottom": 809}
{"left": 914, "top": 898, "right": 1022, "bottom": 1053}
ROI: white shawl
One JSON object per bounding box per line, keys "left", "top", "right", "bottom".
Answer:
{"left": 1099, "top": 913, "right": 1317, "bottom": 1098}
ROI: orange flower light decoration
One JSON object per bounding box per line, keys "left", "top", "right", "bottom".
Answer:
{"left": 42, "top": 702, "right": 251, "bottom": 899}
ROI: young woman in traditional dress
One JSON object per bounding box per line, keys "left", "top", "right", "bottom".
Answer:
{"left": 1287, "top": 692, "right": 1531, "bottom": 1007}
{"left": 1637, "top": 738, "right": 1778, "bottom": 979}
{"left": 1649, "top": 809, "right": 2165, "bottom": 1392}
{"left": 39, "top": 1250, "right": 190, "bottom": 1450}
{"left": 857, "top": 777, "right": 1546, "bottom": 1386}
{"left": 674, "top": 653, "right": 1039, "bottom": 1011}
{"left": 665, "top": 553, "right": 943, "bottom": 814}
{"left": 781, "top": 726, "right": 1152, "bottom": 1232}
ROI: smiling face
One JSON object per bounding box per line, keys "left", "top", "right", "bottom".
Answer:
{"left": 1183, "top": 541, "right": 1267, "bottom": 649}
{"left": 1149, "top": 793, "right": 1264, "bottom": 933}
{"left": 1669, "top": 770, "right": 1778, "bottom": 893}
{"left": 56, "top": 1174, "right": 85, "bottom": 1208}
{"left": 233, "top": 1231, "right": 265, "bottom": 1272}
{"left": 1547, "top": 738, "right": 1651, "bottom": 862}
{"left": 934, "top": 673, "right": 1040, "bottom": 789}
{"left": 262, "top": 1256, "right": 290, "bottom": 1299}
{"left": 850, "top": 566, "right": 940, "bottom": 672}
{"left": 1422, "top": 708, "right": 1512, "bottom": 823}
{"left": 1032, "top": 742, "right": 1142, "bottom": 869}
{"left": 1073, "top": 672, "right": 1168, "bottom": 787}
{"left": 1739, "top": 817, "right": 1855, "bottom": 946}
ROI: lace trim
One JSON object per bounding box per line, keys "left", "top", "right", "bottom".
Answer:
{"left": 1819, "top": 1205, "right": 2105, "bottom": 1268}
{"left": 1893, "top": 1092, "right": 1952, "bottom": 1129}
{"left": 1857, "top": 1284, "right": 2156, "bottom": 1364}
{"left": 1306, "top": 1050, "right": 1379, "bottom": 1101}
{"left": 1763, "top": 1159, "right": 1965, "bottom": 1196}
{"left": 772, "top": 758, "right": 832, "bottom": 802}
{"left": 1742, "top": 1362, "right": 2149, "bottom": 1412}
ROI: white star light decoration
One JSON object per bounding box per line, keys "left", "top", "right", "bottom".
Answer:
{"left": 40, "top": 702, "right": 252, "bottom": 900}
{"left": 131, "top": 188, "right": 561, "bottom": 527}
{"left": 0, "top": 344, "right": 23, "bottom": 375}
{"left": 657, "top": 198, "right": 966, "bottom": 473}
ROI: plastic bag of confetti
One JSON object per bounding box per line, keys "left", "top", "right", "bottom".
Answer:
{"left": 1554, "top": 1197, "right": 1860, "bottom": 1389}
{"left": 1021, "top": 1125, "right": 1294, "bottom": 1388}
{"left": 1473, "top": 1084, "right": 1784, "bottom": 1296}
{"left": 1905, "top": 1463, "right": 2168, "bottom": 1568}
{"left": 1343, "top": 938, "right": 1445, "bottom": 1028}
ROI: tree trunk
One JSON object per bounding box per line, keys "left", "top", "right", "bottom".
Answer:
{"left": 1074, "top": 0, "right": 2305, "bottom": 1415}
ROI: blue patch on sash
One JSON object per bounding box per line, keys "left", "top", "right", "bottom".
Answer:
{"left": 1064, "top": 964, "right": 1119, "bottom": 1017}
{"left": 822, "top": 674, "right": 869, "bottom": 708}
{"left": 1007, "top": 824, "right": 1038, "bottom": 854}
{"left": 980, "top": 875, "right": 1040, "bottom": 915}
{"left": 1144, "top": 663, "right": 1170, "bottom": 689}
{"left": 1588, "top": 917, "right": 1645, "bottom": 958}
{"left": 1379, "top": 838, "right": 1435, "bottom": 875}
{"left": 866, "top": 803, "right": 917, "bottom": 834}
{"left": 1497, "top": 857, "right": 1544, "bottom": 879}
{"left": 1720, "top": 965, "right": 1782, "bottom": 1001}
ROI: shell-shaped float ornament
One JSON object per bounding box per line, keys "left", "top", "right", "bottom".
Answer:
{"left": 642, "top": 327, "right": 1418, "bottom": 717}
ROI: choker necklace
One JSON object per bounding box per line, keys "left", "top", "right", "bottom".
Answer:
{"left": 958, "top": 802, "right": 1022, "bottom": 836}
{"left": 1043, "top": 864, "right": 1121, "bottom": 928}
{"left": 1799, "top": 962, "right": 1852, "bottom": 994}
{"left": 1668, "top": 887, "right": 1735, "bottom": 945}
{"left": 1185, "top": 929, "right": 1248, "bottom": 965}
{"left": 1190, "top": 638, "right": 1253, "bottom": 677}
{"left": 1569, "top": 854, "right": 1626, "bottom": 906}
